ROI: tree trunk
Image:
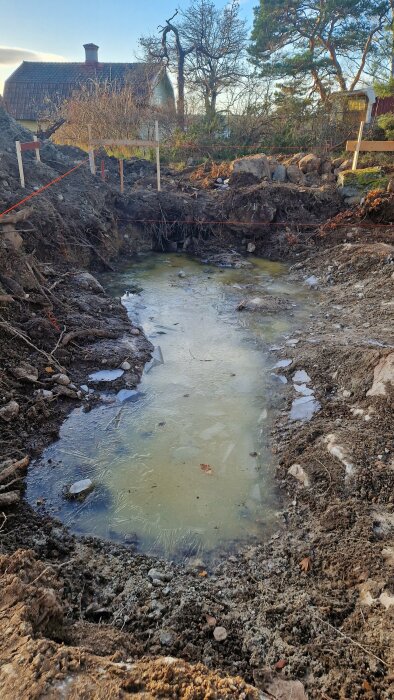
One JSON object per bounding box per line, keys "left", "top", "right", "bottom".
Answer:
{"left": 177, "top": 51, "right": 186, "bottom": 130}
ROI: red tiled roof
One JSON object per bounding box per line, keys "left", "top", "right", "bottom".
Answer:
{"left": 3, "top": 62, "right": 164, "bottom": 120}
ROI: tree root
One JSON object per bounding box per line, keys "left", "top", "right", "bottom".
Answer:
{"left": 61, "top": 328, "right": 119, "bottom": 347}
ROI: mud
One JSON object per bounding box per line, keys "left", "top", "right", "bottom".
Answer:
{"left": 0, "top": 105, "right": 393, "bottom": 698}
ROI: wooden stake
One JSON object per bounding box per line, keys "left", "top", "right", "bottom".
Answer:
{"left": 87, "top": 124, "right": 96, "bottom": 175}
{"left": 352, "top": 120, "right": 365, "bottom": 171}
{"left": 15, "top": 141, "right": 25, "bottom": 188}
{"left": 101, "top": 159, "right": 105, "bottom": 181}
{"left": 33, "top": 135, "right": 41, "bottom": 162}
{"left": 155, "top": 120, "right": 161, "bottom": 192}
{"left": 119, "top": 159, "right": 124, "bottom": 194}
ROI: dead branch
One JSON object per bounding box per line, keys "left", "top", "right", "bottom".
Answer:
{"left": 0, "top": 316, "right": 63, "bottom": 370}
{"left": 0, "top": 456, "right": 29, "bottom": 485}
{"left": 61, "top": 328, "right": 119, "bottom": 347}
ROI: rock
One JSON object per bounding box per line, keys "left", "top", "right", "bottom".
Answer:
{"left": 73, "top": 272, "right": 104, "bottom": 294}
{"left": 0, "top": 400, "right": 19, "bottom": 422}
{"left": 34, "top": 389, "right": 54, "bottom": 400}
{"left": 288, "top": 463, "right": 310, "bottom": 488}
{"left": 237, "top": 296, "right": 291, "bottom": 313}
{"left": 247, "top": 242, "right": 256, "bottom": 253}
{"left": 178, "top": 271, "right": 186, "bottom": 278}
{"left": 344, "top": 195, "right": 362, "bottom": 206}
{"left": 148, "top": 568, "right": 173, "bottom": 583}
{"left": 366, "top": 352, "right": 394, "bottom": 397}
{"left": 11, "top": 361, "right": 38, "bottom": 383}
{"left": 265, "top": 678, "right": 307, "bottom": 700}
{"left": 213, "top": 626, "right": 228, "bottom": 641}
{"left": 121, "top": 361, "right": 131, "bottom": 371}
{"left": 272, "top": 163, "right": 287, "bottom": 182}
{"left": 320, "top": 159, "right": 333, "bottom": 174}
{"left": 325, "top": 434, "right": 354, "bottom": 477}
{"left": 130, "top": 328, "right": 140, "bottom": 336}
{"left": 167, "top": 241, "right": 178, "bottom": 252}
{"left": 286, "top": 164, "right": 306, "bottom": 185}
{"left": 232, "top": 153, "right": 271, "bottom": 180}
{"left": 68, "top": 478, "right": 94, "bottom": 498}
{"left": 159, "top": 630, "right": 175, "bottom": 646}
{"left": 53, "top": 373, "right": 71, "bottom": 386}
{"left": 298, "top": 153, "right": 321, "bottom": 173}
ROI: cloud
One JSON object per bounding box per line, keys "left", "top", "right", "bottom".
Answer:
{"left": 0, "top": 46, "right": 65, "bottom": 66}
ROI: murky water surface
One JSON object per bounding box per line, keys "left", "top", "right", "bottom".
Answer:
{"left": 27, "top": 255, "right": 306, "bottom": 561}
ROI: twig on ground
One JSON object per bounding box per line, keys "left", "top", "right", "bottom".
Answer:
{"left": 313, "top": 613, "right": 389, "bottom": 668}
{"left": 0, "top": 316, "right": 63, "bottom": 370}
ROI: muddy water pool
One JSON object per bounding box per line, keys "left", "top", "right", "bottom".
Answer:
{"left": 27, "top": 254, "right": 307, "bottom": 561}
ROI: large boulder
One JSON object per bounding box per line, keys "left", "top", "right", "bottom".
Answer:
{"left": 272, "top": 163, "right": 287, "bottom": 182}
{"left": 231, "top": 154, "right": 271, "bottom": 180}
{"left": 298, "top": 153, "right": 321, "bottom": 173}
{"left": 286, "top": 164, "right": 306, "bottom": 185}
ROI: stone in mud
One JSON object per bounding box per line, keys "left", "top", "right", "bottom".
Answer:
{"left": 178, "top": 271, "right": 186, "bottom": 278}
{"left": 148, "top": 568, "right": 173, "bottom": 583}
{"left": 237, "top": 296, "right": 291, "bottom": 313}
{"left": 159, "top": 630, "right": 175, "bottom": 646}
{"left": 366, "top": 352, "right": 394, "bottom": 397}
{"left": 68, "top": 478, "right": 94, "bottom": 499}
{"left": 120, "top": 361, "right": 131, "bottom": 371}
{"left": 34, "top": 389, "right": 54, "bottom": 400}
{"left": 130, "top": 328, "right": 140, "bottom": 336}
{"left": 288, "top": 463, "right": 310, "bottom": 488}
{"left": 213, "top": 626, "right": 228, "bottom": 642}
{"left": 247, "top": 242, "right": 256, "bottom": 253}
{"left": 0, "top": 399, "right": 19, "bottom": 422}
{"left": 73, "top": 272, "right": 104, "bottom": 294}
{"left": 53, "top": 373, "right": 71, "bottom": 386}
{"left": 11, "top": 361, "right": 38, "bottom": 383}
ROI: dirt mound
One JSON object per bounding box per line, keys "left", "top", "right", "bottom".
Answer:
{"left": 0, "top": 549, "right": 264, "bottom": 699}
{"left": 317, "top": 190, "right": 394, "bottom": 246}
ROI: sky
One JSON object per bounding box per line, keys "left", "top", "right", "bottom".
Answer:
{"left": 0, "top": 0, "right": 255, "bottom": 93}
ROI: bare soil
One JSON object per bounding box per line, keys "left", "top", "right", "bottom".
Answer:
{"left": 0, "top": 105, "right": 393, "bottom": 698}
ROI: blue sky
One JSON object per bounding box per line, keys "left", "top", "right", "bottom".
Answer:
{"left": 0, "top": 0, "right": 255, "bottom": 93}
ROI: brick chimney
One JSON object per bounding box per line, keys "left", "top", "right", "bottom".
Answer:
{"left": 84, "top": 43, "right": 99, "bottom": 63}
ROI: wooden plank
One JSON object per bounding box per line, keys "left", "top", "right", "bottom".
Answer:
{"left": 33, "top": 135, "right": 41, "bottom": 162}
{"left": 346, "top": 140, "right": 394, "bottom": 152}
{"left": 352, "top": 121, "right": 364, "bottom": 171}
{"left": 91, "top": 139, "right": 157, "bottom": 148}
{"left": 20, "top": 140, "right": 42, "bottom": 152}
{"left": 155, "top": 120, "right": 161, "bottom": 192}
{"left": 119, "top": 159, "right": 124, "bottom": 194}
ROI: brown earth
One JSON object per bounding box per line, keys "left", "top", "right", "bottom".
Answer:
{"left": 0, "top": 105, "right": 393, "bottom": 698}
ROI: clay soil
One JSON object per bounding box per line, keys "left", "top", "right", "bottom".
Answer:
{"left": 0, "top": 106, "right": 393, "bottom": 699}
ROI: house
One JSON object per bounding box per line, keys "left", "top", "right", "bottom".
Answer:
{"left": 330, "top": 87, "right": 376, "bottom": 126}
{"left": 3, "top": 43, "right": 175, "bottom": 133}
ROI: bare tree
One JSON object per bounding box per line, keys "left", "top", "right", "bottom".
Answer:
{"left": 139, "top": 1, "right": 247, "bottom": 128}
{"left": 140, "top": 11, "right": 195, "bottom": 130}
{"left": 181, "top": 0, "right": 248, "bottom": 122}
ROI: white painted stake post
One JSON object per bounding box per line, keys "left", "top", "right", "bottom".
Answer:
{"left": 87, "top": 124, "right": 96, "bottom": 175}
{"left": 155, "top": 120, "right": 161, "bottom": 192}
{"left": 119, "top": 159, "right": 124, "bottom": 194}
{"left": 33, "top": 135, "right": 41, "bottom": 162}
{"left": 352, "top": 120, "right": 365, "bottom": 171}
{"left": 15, "top": 141, "right": 25, "bottom": 188}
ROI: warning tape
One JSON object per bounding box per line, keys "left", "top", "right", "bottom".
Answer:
{"left": 0, "top": 159, "right": 88, "bottom": 220}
